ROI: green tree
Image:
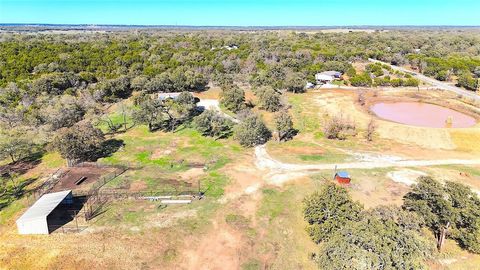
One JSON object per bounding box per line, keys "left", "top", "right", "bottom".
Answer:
{"left": 303, "top": 183, "right": 362, "bottom": 244}
{"left": 233, "top": 113, "right": 271, "bottom": 147}
{"left": 220, "top": 84, "right": 245, "bottom": 113}
{"left": 52, "top": 122, "right": 105, "bottom": 167}
{"left": 457, "top": 72, "right": 477, "bottom": 91}
{"left": 274, "top": 110, "right": 295, "bottom": 142}
{"left": 94, "top": 76, "right": 132, "bottom": 101}
{"left": 255, "top": 86, "right": 282, "bottom": 112}
{"left": 284, "top": 72, "right": 306, "bottom": 93}
{"left": 162, "top": 92, "right": 198, "bottom": 131}
{"left": 193, "top": 109, "right": 234, "bottom": 139}
{"left": 404, "top": 177, "right": 480, "bottom": 253}
{"left": 132, "top": 98, "right": 164, "bottom": 132}
{"left": 0, "top": 135, "right": 35, "bottom": 163}
{"left": 133, "top": 92, "right": 198, "bottom": 131}
{"left": 318, "top": 206, "right": 431, "bottom": 270}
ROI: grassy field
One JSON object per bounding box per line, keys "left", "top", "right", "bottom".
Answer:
{"left": 1, "top": 89, "right": 480, "bottom": 269}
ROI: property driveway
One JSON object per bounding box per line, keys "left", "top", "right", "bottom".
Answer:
{"left": 368, "top": 58, "right": 480, "bottom": 102}
{"left": 197, "top": 99, "right": 240, "bottom": 123}
{"left": 254, "top": 145, "right": 480, "bottom": 185}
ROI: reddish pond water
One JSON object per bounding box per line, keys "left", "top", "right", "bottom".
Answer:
{"left": 370, "top": 102, "right": 477, "bottom": 128}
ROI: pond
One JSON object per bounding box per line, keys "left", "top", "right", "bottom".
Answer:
{"left": 370, "top": 102, "right": 477, "bottom": 128}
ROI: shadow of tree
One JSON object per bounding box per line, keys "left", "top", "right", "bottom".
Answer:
{"left": 0, "top": 151, "right": 44, "bottom": 176}
{"left": 0, "top": 178, "right": 36, "bottom": 212}
{"left": 90, "top": 139, "right": 125, "bottom": 161}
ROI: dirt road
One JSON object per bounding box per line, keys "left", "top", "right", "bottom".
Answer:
{"left": 197, "top": 99, "right": 240, "bottom": 123}
{"left": 255, "top": 145, "right": 480, "bottom": 185}
{"left": 368, "top": 58, "right": 480, "bottom": 102}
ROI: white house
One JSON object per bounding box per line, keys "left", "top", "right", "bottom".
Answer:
{"left": 321, "top": 71, "right": 342, "bottom": 78}
{"left": 16, "top": 190, "right": 73, "bottom": 235}
{"left": 315, "top": 71, "right": 342, "bottom": 85}
{"left": 315, "top": 74, "right": 335, "bottom": 84}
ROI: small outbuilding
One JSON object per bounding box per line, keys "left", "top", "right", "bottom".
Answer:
{"left": 334, "top": 171, "right": 351, "bottom": 185}
{"left": 16, "top": 190, "right": 73, "bottom": 235}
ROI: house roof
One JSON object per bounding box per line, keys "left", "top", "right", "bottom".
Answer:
{"left": 315, "top": 74, "right": 334, "bottom": 81}
{"left": 158, "top": 92, "right": 182, "bottom": 100}
{"left": 321, "top": 70, "right": 342, "bottom": 76}
{"left": 16, "top": 190, "right": 72, "bottom": 222}
{"left": 336, "top": 171, "right": 350, "bottom": 178}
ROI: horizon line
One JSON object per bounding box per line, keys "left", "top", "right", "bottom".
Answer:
{"left": 2, "top": 23, "right": 480, "bottom": 28}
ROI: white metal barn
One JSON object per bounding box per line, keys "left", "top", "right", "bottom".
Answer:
{"left": 16, "top": 190, "right": 73, "bottom": 235}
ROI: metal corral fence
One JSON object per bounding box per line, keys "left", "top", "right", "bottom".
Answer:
{"left": 49, "top": 224, "right": 89, "bottom": 234}
{"left": 27, "top": 168, "right": 67, "bottom": 204}
{"left": 89, "top": 188, "right": 199, "bottom": 200}
{"left": 72, "top": 164, "right": 129, "bottom": 197}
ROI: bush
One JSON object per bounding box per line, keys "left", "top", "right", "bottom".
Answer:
{"left": 349, "top": 72, "right": 372, "bottom": 87}
{"left": 323, "top": 115, "right": 356, "bottom": 140}
{"left": 457, "top": 72, "right": 477, "bottom": 91}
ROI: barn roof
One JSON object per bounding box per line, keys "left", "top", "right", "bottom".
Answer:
{"left": 17, "top": 190, "right": 72, "bottom": 222}
{"left": 315, "top": 74, "right": 334, "bottom": 81}
{"left": 336, "top": 171, "right": 350, "bottom": 178}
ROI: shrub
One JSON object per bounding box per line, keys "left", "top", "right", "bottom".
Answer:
{"left": 349, "top": 73, "right": 372, "bottom": 87}
{"left": 323, "top": 115, "right": 356, "bottom": 140}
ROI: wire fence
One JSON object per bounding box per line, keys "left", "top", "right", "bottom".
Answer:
{"left": 26, "top": 168, "right": 66, "bottom": 205}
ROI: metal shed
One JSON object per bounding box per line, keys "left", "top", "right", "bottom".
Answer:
{"left": 335, "top": 171, "right": 351, "bottom": 185}
{"left": 16, "top": 190, "right": 73, "bottom": 235}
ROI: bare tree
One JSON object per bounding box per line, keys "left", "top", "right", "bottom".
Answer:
{"left": 365, "top": 118, "right": 377, "bottom": 142}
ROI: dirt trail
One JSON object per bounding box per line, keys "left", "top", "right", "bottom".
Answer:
{"left": 255, "top": 145, "right": 480, "bottom": 185}
{"left": 368, "top": 58, "right": 480, "bottom": 102}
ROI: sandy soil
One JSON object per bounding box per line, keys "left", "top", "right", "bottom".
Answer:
{"left": 386, "top": 169, "right": 427, "bottom": 186}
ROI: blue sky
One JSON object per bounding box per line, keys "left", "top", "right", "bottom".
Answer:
{"left": 1, "top": 0, "right": 479, "bottom": 26}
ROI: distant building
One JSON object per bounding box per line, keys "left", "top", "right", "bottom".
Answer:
{"left": 315, "top": 71, "right": 342, "bottom": 84}
{"left": 158, "top": 92, "right": 182, "bottom": 101}
{"left": 315, "top": 74, "right": 335, "bottom": 84}
{"left": 321, "top": 70, "right": 342, "bottom": 79}
{"left": 334, "top": 171, "right": 351, "bottom": 185}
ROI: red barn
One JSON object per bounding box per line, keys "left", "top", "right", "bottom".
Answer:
{"left": 335, "top": 171, "right": 351, "bottom": 185}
